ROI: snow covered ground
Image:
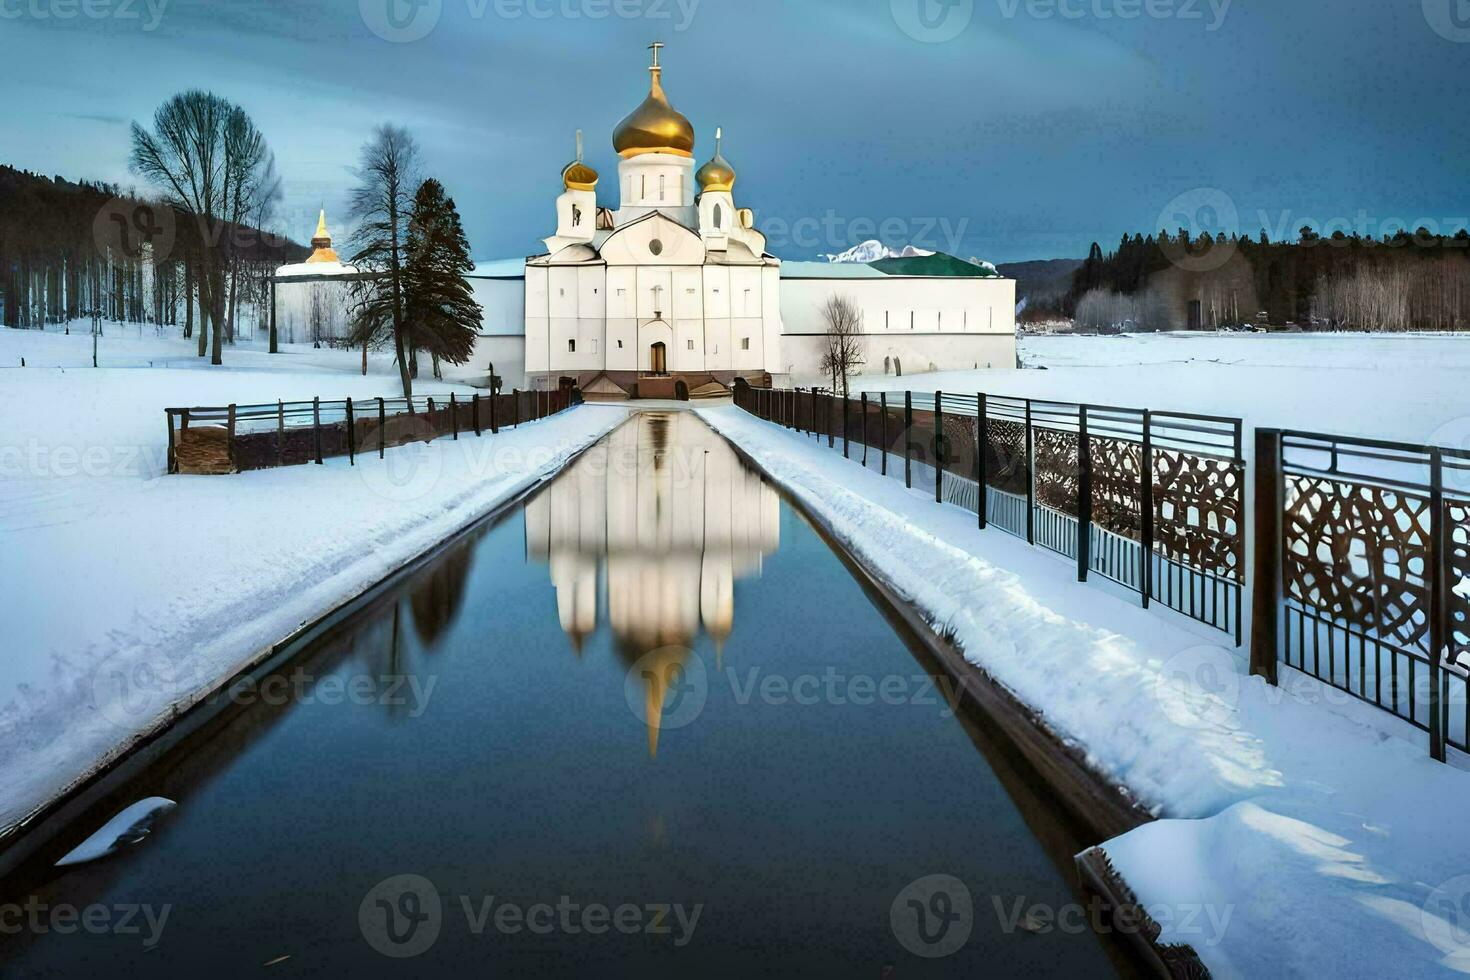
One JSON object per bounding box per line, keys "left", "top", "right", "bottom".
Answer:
{"left": 831, "top": 332, "right": 1470, "bottom": 445}
{"left": 0, "top": 324, "right": 627, "bottom": 835}
{"left": 698, "top": 405, "right": 1470, "bottom": 978}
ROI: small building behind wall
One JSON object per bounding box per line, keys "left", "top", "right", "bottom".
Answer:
{"left": 271, "top": 211, "right": 367, "bottom": 348}
{"left": 779, "top": 255, "right": 1017, "bottom": 380}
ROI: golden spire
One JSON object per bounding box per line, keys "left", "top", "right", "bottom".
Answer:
{"left": 562, "top": 129, "right": 600, "bottom": 192}
{"left": 612, "top": 41, "right": 695, "bottom": 159}
{"left": 305, "top": 209, "right": 340, "bottom": 264}
{"left": 696, "top": 126, "right": 736, "bottom": 193}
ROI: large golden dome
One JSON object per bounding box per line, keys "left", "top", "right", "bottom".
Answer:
{"left": 612, "top": 44, "right": 695, "bottom": 159}
{"left": 696, "top": 128, "right": 735, "bottom": 192}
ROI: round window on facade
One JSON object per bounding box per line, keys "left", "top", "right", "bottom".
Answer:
{"left": 649, "top": 239, "right": 664, "bottom": 256}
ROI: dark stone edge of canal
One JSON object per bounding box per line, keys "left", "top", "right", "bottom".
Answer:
{"left": 715, "top": 431, "right": 1213, "bottom": 980}
{"left": 0, "top": 428, "right": 615, "bottom": 882}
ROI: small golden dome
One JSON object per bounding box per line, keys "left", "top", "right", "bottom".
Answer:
{"left": 562, "top": 130, "right": 599, "bottom": 192}
{"left": 696, "top": 127, "right": 735, "bottom": 193}
{"left": 305, "top": 209, "right": 340, "bottom": 264}
{"left": 612, "top": 44, "right": 695, "bottom": 159}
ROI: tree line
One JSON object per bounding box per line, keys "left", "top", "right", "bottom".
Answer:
{"left": 1056, "top": 225, "right": 1470, "bottom": 332}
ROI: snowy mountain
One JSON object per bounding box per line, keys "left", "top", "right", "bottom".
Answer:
{"left": 823, "top": 240, "right": 934, "bottom": 263}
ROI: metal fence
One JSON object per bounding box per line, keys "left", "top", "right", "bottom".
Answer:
{"left": 167, "top": 388, "right": 576, "bottom": 475}
{"left": 734, "top": 384, "right": 1246, "bottom": 641}
{"left": 1254, "top": 429, "right": 1470, "bottom": 761}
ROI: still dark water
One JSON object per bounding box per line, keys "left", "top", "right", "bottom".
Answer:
{"left": 4, "top": 412, "right": 1119, "bottom": 978}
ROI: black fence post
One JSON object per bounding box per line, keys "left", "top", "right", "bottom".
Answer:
{"left": 428, "top": 397, "right": 437, "bottom": 443}
{"left": 450, "top": 393, "right": 459, "bottom": 440}
{"left": 1077, "top": 405, "right": 1092, "bottom": 582}
{"left": 277, "top": 400, "right": 285, "bottom": 466}
{"left": 166, "top": 410, "right": 177, "bottom": 475}
{"left": 904, "top": 391, "right": 913, "bottom": 490}
{"left": 513, "top": 389, "right": 521, "bottom": 428}
{"left": 473, "top": 394, "right": 482, "bottom": 436}
{"left": 1430, "top": 449, "right": 1447, "bottom": 763}
{"left": 880, "top": 392, "right": 888, "bottom": 476}
{"left": 1024, "top": 399, "right": 1035, "bottom": 545}
{"left": 843, "top": 395, "right": 850, "bottom": 459}
{"left": 860, "top": 392, "right": 869, "bottom": 467}
{"left": 226, "top": 404, "right": 237, "bottom": 473}
{"left": 346, "top": 399, "right": 356, "bottom": 466}
{"left": 490, "top": 391, "right": 499, "bottom": 434}
{"left": 1250, "top": 429, "right": 1283, "bottom": 685}
{"left": 1140, "top": 409, "right": 1155, "bottom": 608}
{"left": 378, "top": 397, "right": 386, "bottom": 458}
{"left": 977, "top": 394, "right": 988, "bottom": 530}
{"left": 312, "top": 397, "right": 323, "bottom": 465}
{"left": 935, "top": 391, "right": 945, "bottom": 504}
{"left": 827, "top": 394, "right": 835, "bottom": 450}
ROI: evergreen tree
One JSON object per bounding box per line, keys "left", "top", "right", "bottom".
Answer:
{"left": 403, "top": 178, "right": 481, "bottom": 379}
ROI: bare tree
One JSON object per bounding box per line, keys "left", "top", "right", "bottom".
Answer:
{"left": 346, "top": 124, "right": 421, "bottom": 401}
{"left": 131, "top": 92, "right": 276, "bottom": 365}
{"left": 818, "top": 295, "right": 865, "bottom": 397}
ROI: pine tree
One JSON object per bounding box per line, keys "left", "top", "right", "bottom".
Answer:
{"left": 403, "top": 178, "right": 481, "bottom": 380}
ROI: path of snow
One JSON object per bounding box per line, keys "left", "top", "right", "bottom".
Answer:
{"left": 699, "top": 405, "right": 1470, "bottom": 978}
{"left": 831, "top": 331, "right": 1470, "bottom": 445}
{"left": 0, "top": 325, "right": 628, "bottom": 836}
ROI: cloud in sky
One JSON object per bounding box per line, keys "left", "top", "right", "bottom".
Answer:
{"left": 1, "top": 0, "right": 1465, "bottom": 263}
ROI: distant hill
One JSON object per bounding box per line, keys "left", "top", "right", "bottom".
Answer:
{"left": 997, "top": 258, "right": 1083, "bottom": 306}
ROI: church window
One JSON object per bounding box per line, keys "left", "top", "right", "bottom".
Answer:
{"left": 617, "top": 288, "right": 626, "bottom": 297}
{"left": 687, "top": 339, "right": 695, "bottom": 351}
{"left": 910, "top": 312, "right": 915, "bottom": 330}
{"left": 741, "top": 337, "right": 750, "bottom": 350}
{"left": 713, "top": 203, "right": 723, "bottom": 229}
{"left": 591, "top": 340, "right": 598, "bottom": 353}
{"left": 568, "top": 339, "right": 576, "bottom": 353}
{"left": 659, "top": 174, "right": 666, "bottom": 201}
{"left": 640, "top": 175, "right": 646, "bottom": 198}
{"left": 649, "top": 239, "right": 664, "bottom": 256}
{"left": 617, "top": 340, "right": 624, "bottom": 349}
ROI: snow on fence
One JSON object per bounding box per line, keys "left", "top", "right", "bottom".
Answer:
{"left": 732, "top": 382, "right": 1246, "bottom": 644}
{"left": 1252, "top": 429, "right": 1470, "bottom": 763}
{"left": 165, "top": 388, "right": 578, "bottom": 475}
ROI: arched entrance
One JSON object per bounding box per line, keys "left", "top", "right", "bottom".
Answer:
{"left": 649, "top": 342, "right": 668, "bottom": 376}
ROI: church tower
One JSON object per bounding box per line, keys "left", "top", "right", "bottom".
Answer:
{"left": 612, "top": 42, "right": 698, "bottom": 227}
{"left": 543, "top": 130, "right": 600, "bottom": 254}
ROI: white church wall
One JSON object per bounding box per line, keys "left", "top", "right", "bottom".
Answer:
{"left": 781, "top": 333, "right": 1017, "bottom": 382}
{"left": 607, "top": 318, "right": 638, "bottom": 372}
{"left": 780, "top": 276, "right": 1017, "bottom": 339}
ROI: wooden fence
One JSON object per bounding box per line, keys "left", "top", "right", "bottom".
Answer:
{"left": 167, "top": 388, "right": 577, "bottom": 475}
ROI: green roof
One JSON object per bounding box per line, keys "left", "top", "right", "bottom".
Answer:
{"left": 869, "top": 253, "right": 1000, "bottom": 278}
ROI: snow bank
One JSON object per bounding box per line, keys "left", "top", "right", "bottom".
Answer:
{"left": 699, "top": 405, "right": 1470, "bottom": 978}
{"left": 0, "top": 327, "right": 627, "bottom": 835}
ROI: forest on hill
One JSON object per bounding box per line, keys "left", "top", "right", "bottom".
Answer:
{"left": 1052, "top": 225, "right": 1470, "bottom": 332}
{"left": 0, "top": 163, "right": 304, "bottom": 334}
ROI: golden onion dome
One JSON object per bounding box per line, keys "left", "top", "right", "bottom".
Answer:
{"left": 612, "top": 44, "right": 695, "bottom": 159}
{"left": 562, "top": 130, "right": 599, "bottom": 192}
{"left": 696, "top": 127, "right": 735, "bottom": 193}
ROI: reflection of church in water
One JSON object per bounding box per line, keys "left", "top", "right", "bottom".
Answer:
{"left": 525, "top": 413, "right": 781, "bottom": 750}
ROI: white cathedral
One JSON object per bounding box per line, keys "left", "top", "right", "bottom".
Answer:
{"left": 275, "top": 44, "right": 1017, "bottom": 397}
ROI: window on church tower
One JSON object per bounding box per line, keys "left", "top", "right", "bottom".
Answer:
{"left": 568, "top": 339, "right": 576, "bottom": 353}
{"left": 714, "top": 203, "right": 722, "bottom": 229}
{"left": 741, "top": 338, "right": 750, "bottom": 350}
{"left": 687, "top": 339, "right": 695, "bottom": 351}
{"left": 659, "top": 174, "right": 666, "bottom": 201}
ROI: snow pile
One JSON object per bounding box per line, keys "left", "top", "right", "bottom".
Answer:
{"left": 823, "top": 240, "right": 935, "bottom": 263}
{"left": 698, "top": 405, "right": 1470, "bottom": 979}
{"left": 0, "top": 326, "right": 627, "bottom": 835}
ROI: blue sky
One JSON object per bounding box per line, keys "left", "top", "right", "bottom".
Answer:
{"left": 2, "top": 0, "right": 1466, "bottom": 263}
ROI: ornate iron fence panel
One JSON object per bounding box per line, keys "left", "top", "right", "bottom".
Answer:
{"left": 1272, "top": 432, "right": 1470, "bottom": 756}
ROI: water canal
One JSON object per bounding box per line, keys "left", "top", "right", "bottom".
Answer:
{"left": 3, "top": 411, "right": 1125, "bottom": 977}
